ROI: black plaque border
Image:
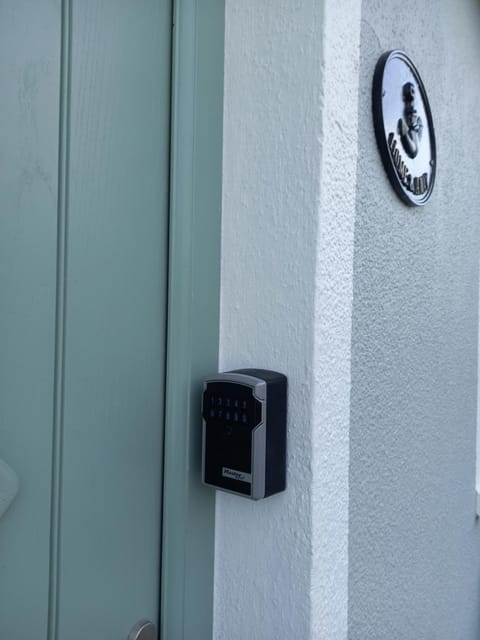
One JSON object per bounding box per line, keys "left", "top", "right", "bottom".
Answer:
{"left": 372, "top": 50, "right": 436, "bottom": 207}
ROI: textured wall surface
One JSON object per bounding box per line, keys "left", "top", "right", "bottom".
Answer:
{"left": 216, "top": 1, "right": 360, "bottom": 639}
{"left": 349, "top": 1, "right": 480, "bottom": 639}
{"left": 217, "top": 0, "right": 480, "bottom": 638}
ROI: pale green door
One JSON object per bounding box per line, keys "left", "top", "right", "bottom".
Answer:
{"left": 0, "top": 2, "right": 171, "bottom": 639}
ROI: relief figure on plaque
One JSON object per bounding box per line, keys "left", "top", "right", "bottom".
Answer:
{"left": 398, "top": 82, "right": 423, "bottom": 159}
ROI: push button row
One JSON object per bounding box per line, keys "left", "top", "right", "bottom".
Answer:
{"left": 209, "top": 396, "right": 248, "bottom": 410}
{"left": 208, "top": 408, "right": 248, "bottom": 424}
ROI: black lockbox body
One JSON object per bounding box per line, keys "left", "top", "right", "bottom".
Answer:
{"left": 202, "top": 369, "right": 287, "bottom": 500}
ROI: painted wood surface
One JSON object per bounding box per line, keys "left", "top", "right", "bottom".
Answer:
{"left": 161, "top": 1, "right": 224, "bottom": 637}
{"left": 0, "top": 2, "right": 61, "bottom": 636}
{"left": 0, "top": 2, "right": 171, "bottom": 638}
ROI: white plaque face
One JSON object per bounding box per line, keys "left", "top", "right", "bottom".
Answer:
{"left": 373, "top": 50, "right": 436, "bottom": 206}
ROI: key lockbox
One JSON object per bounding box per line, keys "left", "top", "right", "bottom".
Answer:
{"left": 202, "top": 369, "right": 287, "bottom": 500}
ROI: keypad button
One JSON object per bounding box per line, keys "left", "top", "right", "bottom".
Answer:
{"left": 242, "top": 413, "right": 247, "bottom": 424}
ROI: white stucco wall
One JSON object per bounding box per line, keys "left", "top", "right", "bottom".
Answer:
{"left": 349, "top": 1, "right": 480, "bottom": 639}
{"left": 216, "top": 1, "right": 360, "bottom": 639}
{"left": 217, "top": 0, "right": 480, "bottom": 638}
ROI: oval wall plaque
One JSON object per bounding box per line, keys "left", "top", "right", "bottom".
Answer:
{"left": 372, "top": 50, "right": 436, "bottom": 206}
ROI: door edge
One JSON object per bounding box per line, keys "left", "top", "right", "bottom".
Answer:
{"left": 161, "top": 1, "right": 225, "bottom": 638}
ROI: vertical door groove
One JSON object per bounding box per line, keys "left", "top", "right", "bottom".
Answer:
{"left": 48, "top": 1, "right": 72, "bottom": 638}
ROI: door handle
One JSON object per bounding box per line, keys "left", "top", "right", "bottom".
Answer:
{"left": 0, "top": 459, "right": 19, "bottom": 520}
{"left": 128, "top": 620, "right": 156, "bottom": 640}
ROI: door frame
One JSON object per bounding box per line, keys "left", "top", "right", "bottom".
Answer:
{"left": 161, "top": 1, "right": 224, "bottom": 638}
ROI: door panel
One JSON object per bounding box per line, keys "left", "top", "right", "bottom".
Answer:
{"left": 57, "top": 3, "right": 171, "bottom": 638}
{"left": 0, "top": 2, "right": 171, "bottom": 638}
{"left": 0, "top": 2, "right": 61, "bottom": 637}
